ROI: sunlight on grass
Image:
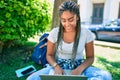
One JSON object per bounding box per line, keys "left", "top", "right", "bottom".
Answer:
{"left": 94, "top": 45, "right": 120, "bottom": 61}
{"left": 93, "top": 45, "right": 120, "bottom": 80}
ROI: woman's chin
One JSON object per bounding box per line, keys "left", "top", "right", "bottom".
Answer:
{"left": 65, "top": 30, "right": 72, "bottom": 32}
{"left": 65, "top": 29, "right": 75, "bottom": 32}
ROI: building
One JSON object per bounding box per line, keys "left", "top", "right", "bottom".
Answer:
{"left": 78, "top": 0, "right": 120, "bottom": 24}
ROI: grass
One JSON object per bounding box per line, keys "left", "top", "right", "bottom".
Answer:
{"left": 0, "top": 41, "right": 42, "bottom": 80}
{"left": 0, "top": 41, "right": 120, "bottom": 80}
{"left": 93, "top": 45, "right": 120, "bottom": 80}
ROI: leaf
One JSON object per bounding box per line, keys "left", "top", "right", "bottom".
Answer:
{"left": 0, "top": 0, "right": 52, "bottom": 46}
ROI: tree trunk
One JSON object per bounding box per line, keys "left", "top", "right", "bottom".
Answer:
{"left": 0, "top": 41, "right": 4, "bottom": 54}
{"left": 51, "top": 0, "right": 77, "bottom": 29}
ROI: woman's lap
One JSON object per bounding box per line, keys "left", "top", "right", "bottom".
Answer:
{"left": 26, "top": 65, "right": 112, "bottom": 80}
{"left": 26, "top": 65, "right": 53, "bottom": 80}
{"left": 82, "top": 66, "right": 112, "bottom": 80}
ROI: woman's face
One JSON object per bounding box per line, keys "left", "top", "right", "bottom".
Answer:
{"left": 60, "top": 10, "right": 78, "bottom": 32}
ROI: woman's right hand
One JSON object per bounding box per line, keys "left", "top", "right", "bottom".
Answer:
{"left": 54, "top": 65, "right": 64, "bottom": 75}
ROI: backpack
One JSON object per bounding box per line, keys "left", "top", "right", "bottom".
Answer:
{"left": 31, "top": 33, "right": 49, "bottom": 67}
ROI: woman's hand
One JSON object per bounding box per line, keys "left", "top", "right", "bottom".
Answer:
{"left": 70, "top": 68, "right": 82, "bottom": 75}
{"left": 54, "top": 65, "right": 64, "bottom": 75}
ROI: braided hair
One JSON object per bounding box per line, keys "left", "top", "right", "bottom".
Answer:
{"left": 56, "top": 1, "right": 81, "bottom": 60}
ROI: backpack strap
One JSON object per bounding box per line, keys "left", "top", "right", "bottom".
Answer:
{"left": 39, "top": 36, "right": 48, "bottom": 42}
{"left": 39, "top": 34, "right": 49, "bottom": 48}
{"left": 39, "top": 43, "right": 47, "bottom": 48}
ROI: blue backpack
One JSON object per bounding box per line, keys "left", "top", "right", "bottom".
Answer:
{"left": 31, "top": 33, "right": 49, "bottom": 67}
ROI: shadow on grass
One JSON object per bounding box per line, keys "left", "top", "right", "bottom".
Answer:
{"left": 0, "top": 41, "right": 37, "bottom": 64}
{"left": 0, "top": 41, "right": 42, "bottom": 80}
{"left": 97, "top": 57, "right": 120, "bottom": 80}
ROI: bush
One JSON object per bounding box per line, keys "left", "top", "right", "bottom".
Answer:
{"left": 0, "top": 0, "right": 51, "bottom": 50}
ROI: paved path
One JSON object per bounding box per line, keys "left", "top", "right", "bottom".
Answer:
{"left": 94, "top": 40, "right": 120, "bottom": 49}
{"left": 29, "top": 36, "right": 120, "bottom": 49}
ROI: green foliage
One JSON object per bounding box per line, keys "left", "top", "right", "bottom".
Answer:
{"left": 0, "top": 0, "right": 51, "bottom": 43}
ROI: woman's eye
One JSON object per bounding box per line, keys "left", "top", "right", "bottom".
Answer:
{"left": 61, "top": 20, "right": 66, "bottom": 23}
{"left": 69, "top": 19, "right": 74, "bottom": 22}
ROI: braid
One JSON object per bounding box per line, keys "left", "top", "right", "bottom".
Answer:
{"left": 57, "top": 1, "right": 81, "bottom": 60}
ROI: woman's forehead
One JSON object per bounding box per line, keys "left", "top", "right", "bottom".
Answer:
{"left": 60, "top": 11, "right": 76, "bottom": 19}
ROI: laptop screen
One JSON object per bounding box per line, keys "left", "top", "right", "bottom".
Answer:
{"left": 40, "top": 75, "right": 87, "bottom": 80}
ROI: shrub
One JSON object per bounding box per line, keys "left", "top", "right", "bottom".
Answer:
{"left": 0, "top": 0, "right": 51, "bottom": 50}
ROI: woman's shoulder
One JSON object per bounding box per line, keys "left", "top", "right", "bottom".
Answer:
{"left": 81, "top": 26, "right": 89, "bottom": 32}
{"left": 48, "top": 27, "right": 59, "bottom": 43}
{"left": 80, "top": 26, "right": 93, "bottom": 36}
{"left": 52, "top": 27, "right": 59, "bottom": 30}
{"left": 50, "top": 27, "right": 59, "bottom": 33}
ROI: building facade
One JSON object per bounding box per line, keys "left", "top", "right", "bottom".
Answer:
{"left": 78, "top": 0, "right": 120, "bottom": 24}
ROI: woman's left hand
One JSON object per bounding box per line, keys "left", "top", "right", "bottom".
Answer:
{"left": 70, "top": 68, "right": 81, "bottom": 75}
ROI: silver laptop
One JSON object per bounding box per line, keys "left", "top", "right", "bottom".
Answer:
{"left": 40, "top": 75, "right": 87, "bottom": 80}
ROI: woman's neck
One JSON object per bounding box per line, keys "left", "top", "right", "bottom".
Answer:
{"left": 63, "top": 31, "right": 76, "bottom": 43}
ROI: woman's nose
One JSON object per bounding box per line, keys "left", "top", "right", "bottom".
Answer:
{"left": 65, "top": 21, "right": 70, "bottom": 27}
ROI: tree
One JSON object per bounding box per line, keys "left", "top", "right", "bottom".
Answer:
{"left": 52, "top": 0, "right": 77, "bottom": 28}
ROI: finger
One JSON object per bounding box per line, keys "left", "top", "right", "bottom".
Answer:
{"left": 54, "top": 72, "right": 63, "bottom": 75}
{"left": 54, "top": 72, "right": 59, "bottom": 75}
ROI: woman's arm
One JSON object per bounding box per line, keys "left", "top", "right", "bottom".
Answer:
{"left": 46, "top": 40, "right": 64, "bottom": 75}
{"left": 46, "top": 40, "right": 56, "bottom": 65}
{"left": 71, "top": 41, "right": 94, "bottom": 75}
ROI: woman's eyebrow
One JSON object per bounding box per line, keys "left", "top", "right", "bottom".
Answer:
{"left": 68, "top": 16, "right": 74, "bottom": 20}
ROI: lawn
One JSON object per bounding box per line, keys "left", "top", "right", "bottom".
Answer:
{"left": 0, "top": 41, "right": 120, "bottom": 80}
{"left": 93, "top": 45, "right": 120, "bottom": 80}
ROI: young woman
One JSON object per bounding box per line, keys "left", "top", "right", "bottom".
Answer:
{"left": 27, "top": 1, "right": 112, "bottom": 80}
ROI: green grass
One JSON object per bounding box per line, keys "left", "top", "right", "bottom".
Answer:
{"left": 0, "top": 41, "right": 42, "bottom": 80}
{"left": 0, "top": 41, "right": 120, "bottom": 80}
{"left": 93, "top": 45, "right": 120, "bottom": 80}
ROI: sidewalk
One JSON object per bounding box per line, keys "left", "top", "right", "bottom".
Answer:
{"left": 94, "top": 40, "right": 120, "bottom": 49}
{"left": 29, "top": 36, "right": 120, "bottom": 49}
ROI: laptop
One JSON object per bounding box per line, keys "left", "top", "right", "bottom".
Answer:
{"left": 40, "top": 75, "right": 87, "bottom": 80}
